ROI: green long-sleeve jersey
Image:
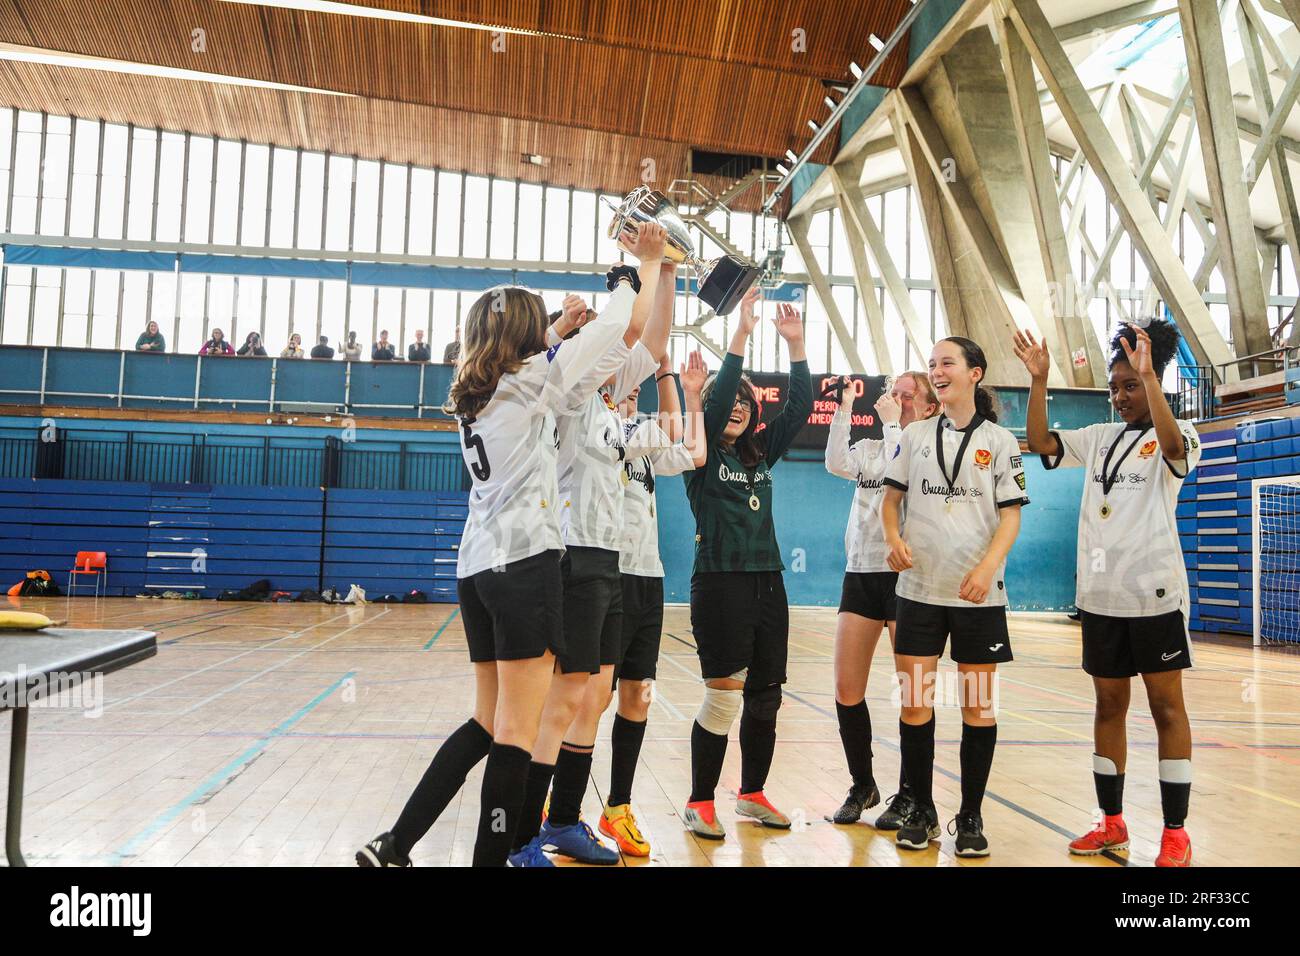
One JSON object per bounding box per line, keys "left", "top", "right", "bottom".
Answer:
{"left": 684, "top": 351, "right": 813, "bottom": 573}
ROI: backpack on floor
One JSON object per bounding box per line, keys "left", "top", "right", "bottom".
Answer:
{"left": 19, "top": 570, "right": 61, "bottom": 597}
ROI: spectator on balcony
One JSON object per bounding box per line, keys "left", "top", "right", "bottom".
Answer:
{"left": 200, "top": 328, "right": 234, "bottom": 356}
{"left": 310, "top": 335, "right": 334, "bottom": 359}
{"left": 135, "top": 320, "right": 166, "bottom": 353}
{"left": 281, "top": 333, "right": 305, "bottom": 359}
{"left": 407, "top": 328, "right": 431, "bottom": 363}
{"left": 443, "top": 339, "right": 460, "bottom": 364}
{"left": 238, "top": 332, "right": 268, "bottom": 357}
{"left": 372, "top": 330, "right": 396, "bottom": 361}
{"left": 343, "top": 331, "right": 362, "bottom": 361}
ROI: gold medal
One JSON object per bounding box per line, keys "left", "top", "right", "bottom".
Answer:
{"left": 749, "top": 494, "right": 761, "bottom": 512}
{"left": 1099, "top": 502, "right": 1111, "bottom": 519}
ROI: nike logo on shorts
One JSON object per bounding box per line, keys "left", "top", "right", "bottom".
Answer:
{"left": 1162, "top": 650, "right": 1182, "bottom": 661}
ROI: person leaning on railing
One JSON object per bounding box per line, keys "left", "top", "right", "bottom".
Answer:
{"left": 407, "top": 329, "right": 430, "bottom": 362}
{"left": 135, "top": 320, "right": 166, "bottom": 353}
{"left": 281, "top": 333, "right": 304, "bottom": 359}
{"left": 372, "top": 330, "right": 396, "bottom": 361}
{"left": 310, "top": 335, "right": 334, "bottom": 359}
{"left": 200, "top": 328, "right": 234, "bottom": 356}
{"left": 343, "top": 331, "right": 362, "bottom": 361}
{"left": 238, "top": 332, "right": 268, "bottom": 357}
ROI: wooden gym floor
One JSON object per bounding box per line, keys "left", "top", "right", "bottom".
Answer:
{"left": 2, "top": 597, "right": 1297, "bottom": 867}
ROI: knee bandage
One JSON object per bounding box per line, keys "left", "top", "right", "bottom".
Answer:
{"left": 743, "top": 683, "right": 783, "bottom": 722}
{"left": 697, "top": 683, "right": 743, "bottom": 736}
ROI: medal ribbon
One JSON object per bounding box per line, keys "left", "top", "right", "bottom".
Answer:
{"left": 1100, "top": 424, "right": 1149, "bottom": 498}
{"left": 935, "top": 414, "right": 984, "bottom": 500}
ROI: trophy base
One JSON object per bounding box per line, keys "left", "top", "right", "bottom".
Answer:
{"left": 699, "top": 256, "right": 763, "bottom": 316}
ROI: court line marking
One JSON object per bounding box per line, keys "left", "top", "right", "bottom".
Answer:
{"left": 778, "top": 685, "right": 1128, "bottom": 864}
{"left": 663, "top": 629, "right": 1116, "bottom": 856}
{"left": 102, "top": 607, "right": 358, "bottom": 711}
{"left": 422, "top": 607, "right": 460, "bottom": 650}
{"left": 173, "top": 608, "right": 390, "bottom": 715}
{"left": 109, "top": 670, "right": 356, "bottom": 864}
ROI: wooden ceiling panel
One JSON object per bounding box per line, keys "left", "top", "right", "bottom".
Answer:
{"left": 0, "top": 0, "right": 916, "bottom": 216}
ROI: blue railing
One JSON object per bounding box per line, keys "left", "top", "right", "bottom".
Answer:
{"left": 0, "top": 345, "right": 456, "bottom": 419}
{"left": 0, "top": 426, "right": 471, "bottom": 492}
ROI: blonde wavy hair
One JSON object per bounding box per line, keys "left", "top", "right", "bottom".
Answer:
{"left": 891, "top": 370, "right": 940, "bottom": 419}
{"left": 446, "top": 286, "right": 550, "bottom": 419}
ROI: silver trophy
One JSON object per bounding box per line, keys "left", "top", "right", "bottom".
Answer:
{"left": 603, "top": 186, "right": 762, "bottom": 315}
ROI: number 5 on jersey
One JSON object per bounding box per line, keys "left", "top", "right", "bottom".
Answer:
{"left": 461, "top": 419, "right": 491, "bottom": 480}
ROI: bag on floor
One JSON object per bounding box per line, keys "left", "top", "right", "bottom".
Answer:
{"left": 344, "top": 584, "right": 367, "bottom": 605}
{"left": 402, "top": 589, "right": 428, "bottom": 604}
{"left": 19, "top": 570, "right": 61, "bottom": 597}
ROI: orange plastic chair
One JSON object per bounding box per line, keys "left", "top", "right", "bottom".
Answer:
{"left": 67, "top": 551, "right": 107, "bottom": 598}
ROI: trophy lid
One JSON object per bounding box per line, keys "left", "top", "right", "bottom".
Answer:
{"left": 604, "top": 185, "right": 693, "bottom": 255}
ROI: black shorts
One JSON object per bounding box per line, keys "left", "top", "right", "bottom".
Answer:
{"left": 558, "top": 546, "right": 623, "bottom": 675}
{"left": 894, "top": 596, "right": 1013, "bottom": 664}
{"left": 839, "top": 571, "right": 899, "bottom": 621}
{"left": 460, "top": 549, "right": 564, "bottom": 663}
{"left": 690, "top": 570, "right": 788, "bottom": 688}
{"left": 616, "top": 574, "right": 663, "bottom": 683}
{"left": 1080, "top": 609, "right": 1192, "bottom": 679}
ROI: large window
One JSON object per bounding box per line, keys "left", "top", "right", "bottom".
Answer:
{"left": 4, "top": 105, "right": 1289, "bottom": 377}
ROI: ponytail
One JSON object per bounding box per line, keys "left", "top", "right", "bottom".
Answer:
{"left": 974, "top": 385, "right": 999, "bottom": 424}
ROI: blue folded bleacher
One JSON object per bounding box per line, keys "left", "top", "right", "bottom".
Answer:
{"left": 0, "top": 477, "right": 468, "bottom": 601}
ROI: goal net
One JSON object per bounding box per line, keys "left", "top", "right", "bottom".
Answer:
{"left": 1253, "top": 476, "right": 1300, "bottom": 646}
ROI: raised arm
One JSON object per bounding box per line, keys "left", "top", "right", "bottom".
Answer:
{"left": 620, "top": 223, "right": 668, "bottom": 348}
{"left": 825, "top": 378, "right": 859, "bottom": 480}
{"left": 639, "top": 261, "right": 678, "bottom": 362}
{"left": 826, "top": 383, "right": 900, "bottom": 480}
{"left": 1122, "top": 327, "right": 1185, "bottom": 469}
{"left": 1012, "top": 328, "right": 1059, "bottom": 457}
{"left": 704, "top": 288, "right": 760, "bottom": 445}
{"left": 654, "top": 354, "right": 683, "bottom": 443}
{"left": 763, "top": 301, "right": 813, "bottom": 464}
{"left": 680, "top": 349, "right": 709, "bottom": 468}
{"left": 539, "top": 282, "right": 637, "bottom": 415}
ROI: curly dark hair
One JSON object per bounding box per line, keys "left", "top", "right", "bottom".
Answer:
{"left": 1109, "top": 319, "right": 1180, "bottom": 376}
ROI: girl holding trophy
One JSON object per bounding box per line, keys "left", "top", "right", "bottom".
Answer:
{"left": 355, "top": 222, "right": 667, "bottom": 868}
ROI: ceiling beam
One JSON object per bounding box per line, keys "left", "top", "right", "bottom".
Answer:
{"left": 1056, "top": 1, "right": 1179, "bottom": 42}
{"left": 999, "top": 10, "right": 1107, "bottom": 385}
{"left": 1130, "top": 83, "right": 1300, "bottom": 157}
{"left": 890, "top": 103, "right": 971, "bottom": 339}
{"left": 1005, "top": 0, "right": 1234, "bottom": 374}
{"left": 895, "top": 86, "right": 1041, "bottom": 353}
{"left": 827, "top": 167, "right": 894, "bottom": 373}
{"left": 1237, "top": 1, "right": 1300, "bottom": 314}
{"left": 787, "top": 214, "right": 870, "bottom": 374}
{"left": 831, "top": 158, "right": 934, "bottom": 360}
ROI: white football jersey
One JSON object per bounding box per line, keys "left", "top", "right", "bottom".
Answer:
{"left": 883, "top": 415, "right": 1028, "bottom": 608}
{"left": 826, "top": 405, "right": 903, "bottom": 574}
{"left": 455, "top": 284, "right": 636, "bottom": 578}
{"left": 556, "top": 342, "right": 659, "bottom": 552}
{"left": 1045, "top": 420, "right": 1201, "bottom": 617}
{"left": 619, "top": 416, "right": 696, "bottom": 577}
